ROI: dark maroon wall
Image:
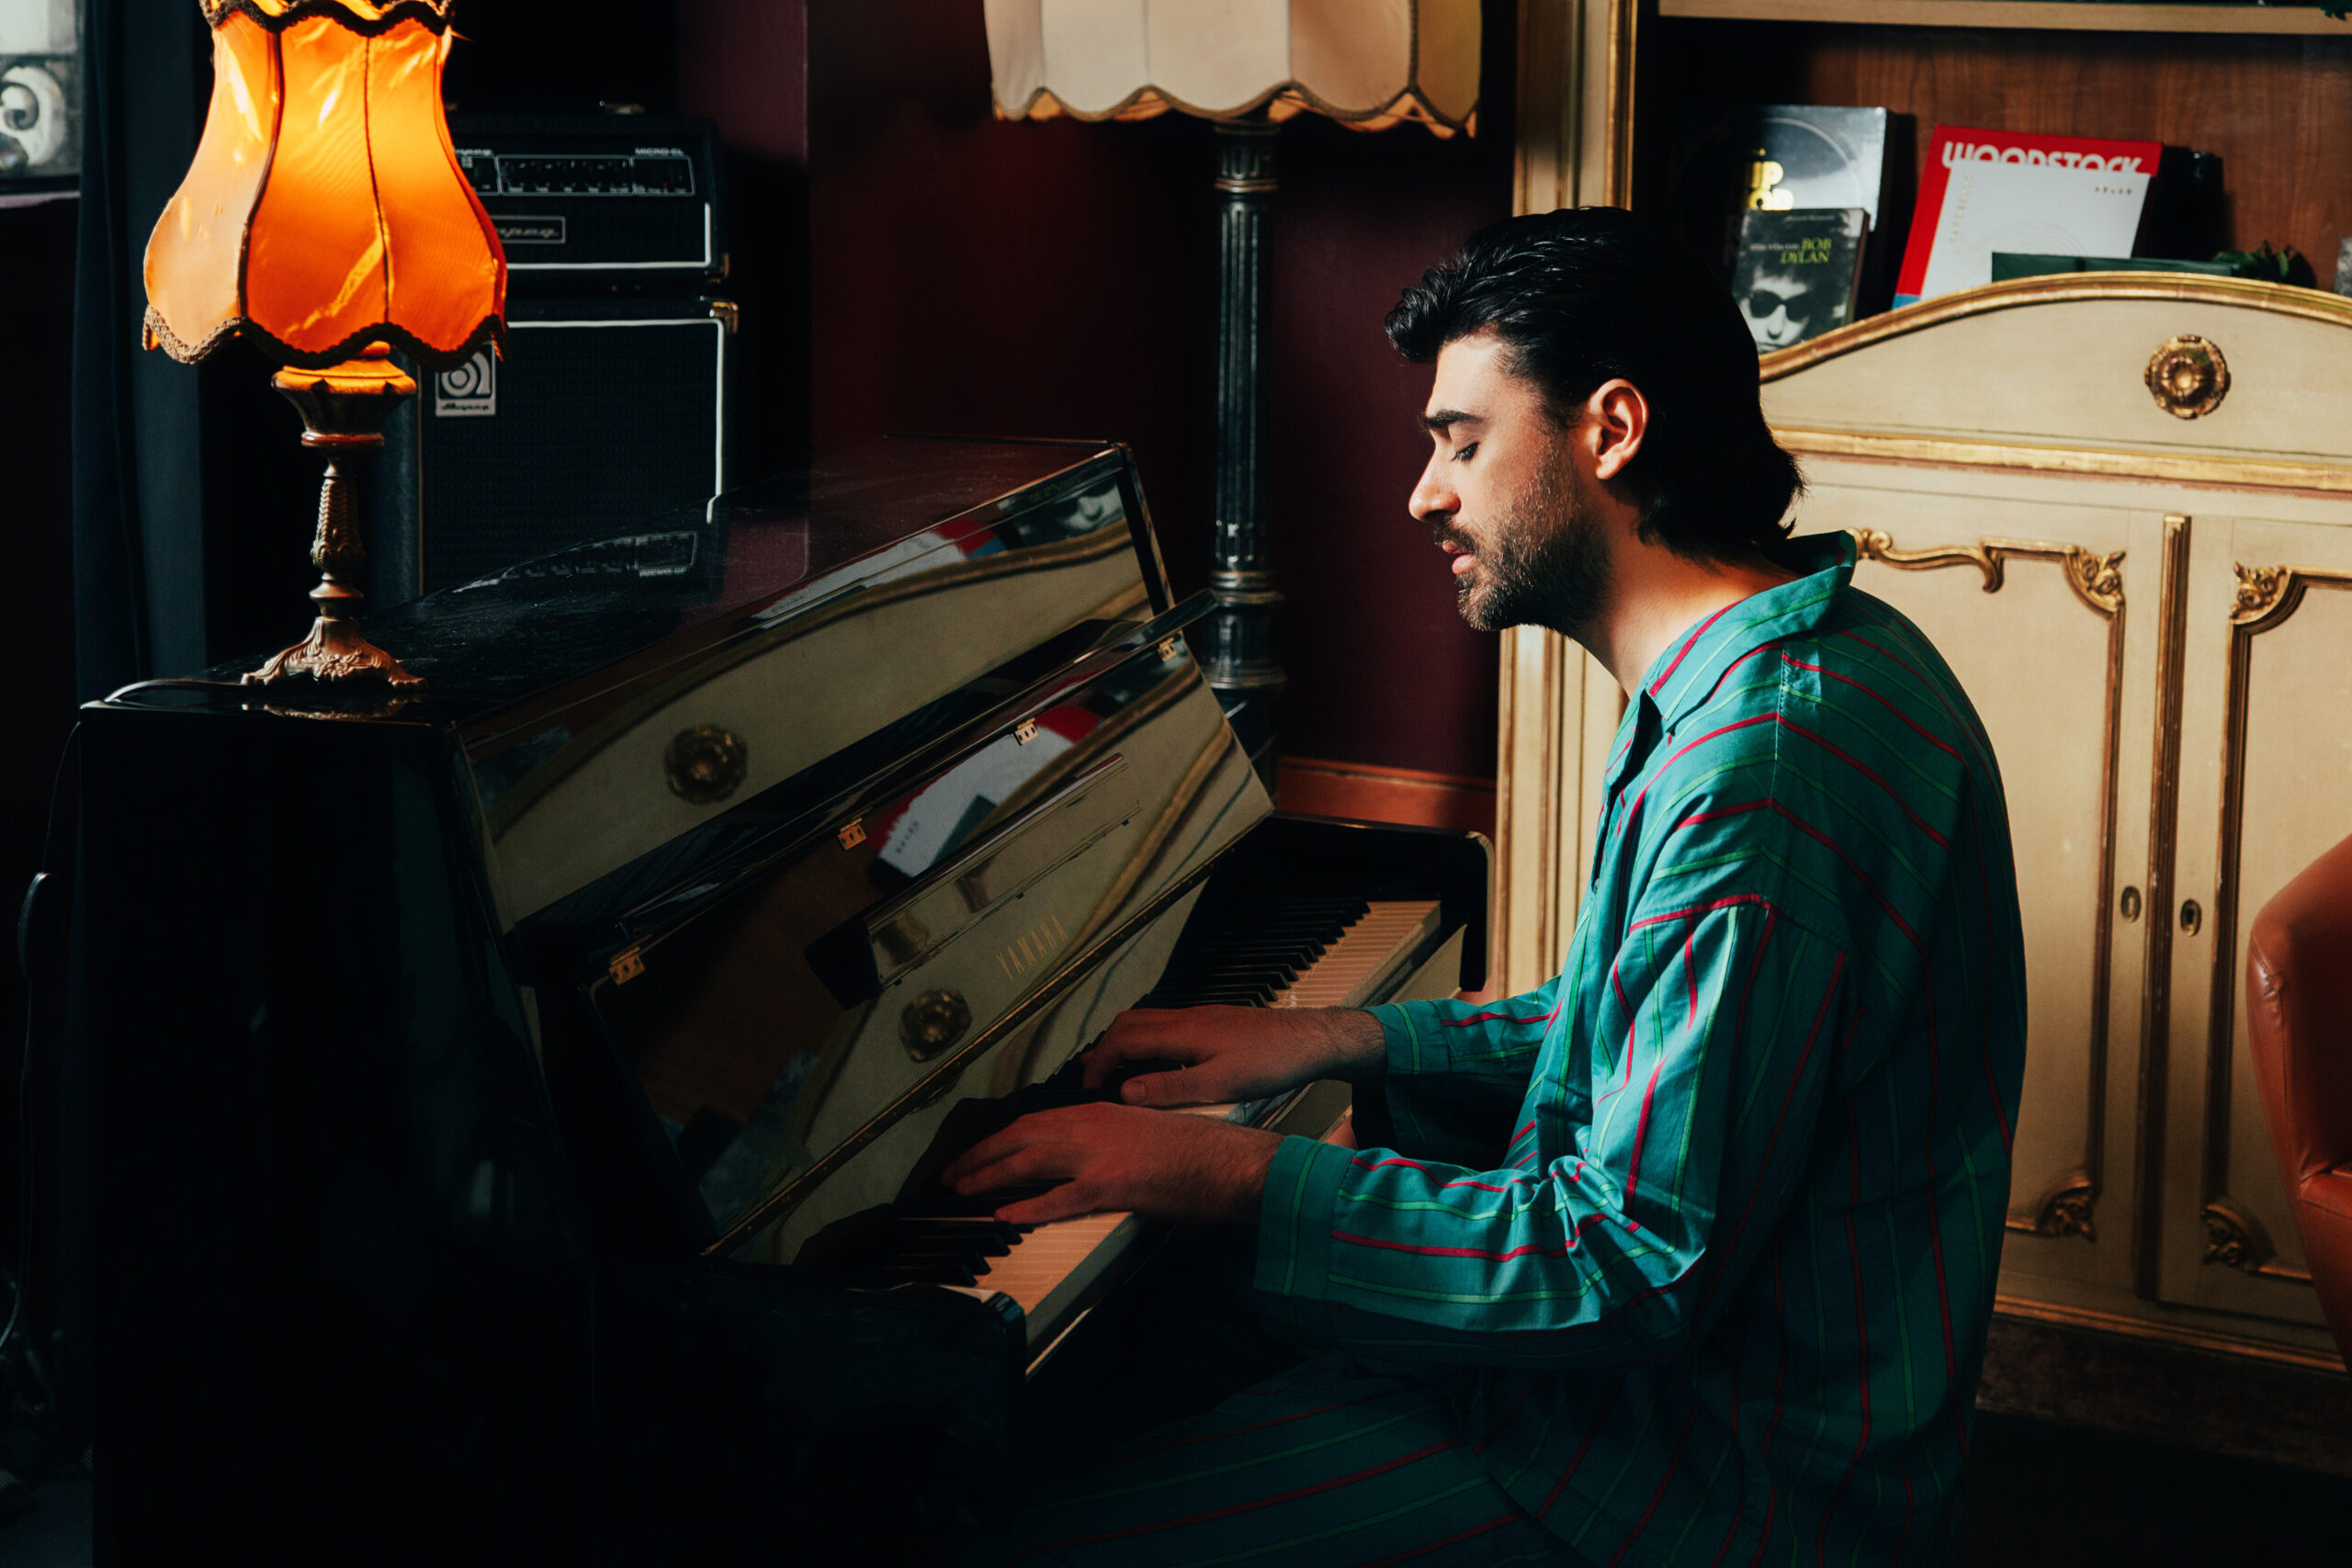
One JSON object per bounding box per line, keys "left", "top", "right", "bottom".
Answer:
{"left": 679, "top": 2, "right": 1513, "bottom": 783}
{"left": 677, "top": 0, "right": 810, "bottom": 472}
{"left": 1262, "top": 100, "right": 1515, "bottom": 780}
{"left": 804, "top": 5, "right": 1219, "bottom": 594}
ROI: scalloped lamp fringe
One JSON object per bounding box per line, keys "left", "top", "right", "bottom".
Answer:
{"left": 144, "top": 305, "right": 507, "bottom": 373}
{"left": 995, "top": 82, "right": 1476, "bottom": 138}
{"left": 199, "top": 0, "right": 457, "bottom": 35}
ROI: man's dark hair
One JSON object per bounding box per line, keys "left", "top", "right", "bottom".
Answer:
{"left": 1386, "top": 207, "right": 1803, "bottom": 561}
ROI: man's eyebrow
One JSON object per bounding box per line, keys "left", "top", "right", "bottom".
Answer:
{"left": 1421, "top": 408, "right": 1484, "bottom": 434}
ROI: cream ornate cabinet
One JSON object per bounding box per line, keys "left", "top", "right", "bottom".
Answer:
{"left": 1770, "top": 276, "right": 2352, "bottom": 1364}
{"left": 1497, "top": 273, "right": 2352, "bottom": 1365}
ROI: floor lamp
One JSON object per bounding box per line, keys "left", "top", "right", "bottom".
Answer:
{"left": 985, "top": 0, "right": 1481, "bottom": 786}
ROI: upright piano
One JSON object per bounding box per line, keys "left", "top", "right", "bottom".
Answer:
{"left": 75, "top": 438, "right": 1487, "bottom": 1563}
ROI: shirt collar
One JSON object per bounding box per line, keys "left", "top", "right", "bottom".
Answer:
{"left": 1601, "top": 531, "right": 1856, "bottom": 787}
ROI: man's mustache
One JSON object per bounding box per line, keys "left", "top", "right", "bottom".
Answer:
{"left": 1431, "top": 521, "right": 1476, "bottom": 554}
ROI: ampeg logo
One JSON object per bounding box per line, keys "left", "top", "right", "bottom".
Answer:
{"left": 434, "top": 351, "right": 496, "bottom": 418}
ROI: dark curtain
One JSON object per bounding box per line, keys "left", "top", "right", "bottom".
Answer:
{"left": 52, "top": 0, "right": 207, "bottom": 1447}
{"left": 70, "top": 0, "right": 207, "bottom": 702}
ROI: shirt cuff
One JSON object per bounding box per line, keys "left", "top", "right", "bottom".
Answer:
{"left": 1253, "top": 1133, "right": 1352, "bottom": 1307}
{"left": 1369, "top": 998, "right": 1453, "bottom": 1079}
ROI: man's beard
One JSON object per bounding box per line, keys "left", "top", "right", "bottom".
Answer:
{"left": 1438, "top": 460, "right": 1610, "bottom": 637}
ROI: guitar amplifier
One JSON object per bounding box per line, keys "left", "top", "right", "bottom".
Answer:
{"left": 371, "top": 295, "right": 736, "bottom": 601}
{"left": 447, "top": 110, "right": 724, "bottom": 290}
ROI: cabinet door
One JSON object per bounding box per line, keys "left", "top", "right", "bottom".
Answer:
{"left": 1792, "top": 462, "right": 2164, "bottom": 1304}
{"left": 2155, "top": 512, "right": 2352, "bottom": 1327}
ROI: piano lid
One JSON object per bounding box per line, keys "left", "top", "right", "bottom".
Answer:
{"left": 105, "top": 438, "right": 1161, "bottom": 725}
{"left": 99, "top": 437, "right": 1178, "bottom": 932}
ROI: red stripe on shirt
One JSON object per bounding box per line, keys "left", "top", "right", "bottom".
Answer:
{"left": 1780, "top": 651, "right": 1958, "bottom": 758}
{"left": 1442, "top": 1006, "right": 1561, "bottom": 1029}
{"left": 1651, "top": 603, "right": 1739, "bottom": 695}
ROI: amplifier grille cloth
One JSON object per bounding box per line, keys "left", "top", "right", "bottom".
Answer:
{"left": 420, "top": 317, "right": 725, "bottom": 593}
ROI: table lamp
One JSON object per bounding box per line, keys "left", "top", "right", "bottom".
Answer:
{"left": 985, "top": 0, "right": 1480, "bottom": 780}
{"left": 143, "top": 0, "right": 506, "bottom": 687}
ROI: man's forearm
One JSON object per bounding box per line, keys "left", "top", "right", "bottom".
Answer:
{"left": 1309, "top": 1007, "right": 1388, "bottom": 1086}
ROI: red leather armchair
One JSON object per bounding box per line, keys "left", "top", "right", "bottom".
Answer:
{"left": 2245, "top": 831, "right": 2352, "bottom": 1368}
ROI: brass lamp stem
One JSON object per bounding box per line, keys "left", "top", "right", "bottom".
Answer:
{"left": 246, "top": 347, "right": 423, "bottom": 687}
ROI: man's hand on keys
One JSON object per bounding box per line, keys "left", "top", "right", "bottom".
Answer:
{"left": 1080, "top": 1004, "right": 1386, "bottom": 1108}
{"left": 941, "top": 1102, "right": 1283, "bottom": 1226}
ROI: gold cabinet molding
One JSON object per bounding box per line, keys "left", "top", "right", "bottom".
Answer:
{"left": 1850, "top": 528, "right": 2126, "bottom": 615}
{"left": 1849, "top": 525, "right": 2131, "bottom": 1248}
{"left": 2021, "top": 1168, "right": 2100, "bottom": 1242}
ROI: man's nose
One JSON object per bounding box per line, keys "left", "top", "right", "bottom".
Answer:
{"left": 1408, "top": 457, "right": 1456, "bottom": 525}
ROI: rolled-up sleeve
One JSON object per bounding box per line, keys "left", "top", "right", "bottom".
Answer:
{"left": 1259, "top": 901, "right": 1853, "bottom": 1371}
{"left": 1359, "top": 980, "right": 1564, "bottom": 1162}
{"left": 1372, "top": 976, "right": 1566, "bottom": 1083}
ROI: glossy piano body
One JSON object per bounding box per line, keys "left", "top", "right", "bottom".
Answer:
{"left": 76, "top": 438, "right": 1486, "bottom": 1563}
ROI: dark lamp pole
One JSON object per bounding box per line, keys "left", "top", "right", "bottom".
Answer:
{"left": 1205, "top": 115, "right": 1283, "bottom": 787}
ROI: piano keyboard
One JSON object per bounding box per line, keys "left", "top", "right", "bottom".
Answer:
{"left": 919, "top": 897, "right": 1448, "bottom": 1364}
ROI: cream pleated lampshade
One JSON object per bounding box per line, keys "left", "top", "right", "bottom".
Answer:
{"left": 985, "top": 0, "right": 1480, "bottom": 137}
{"left": 144, "top": 0, "right": 505, "bottom": 370}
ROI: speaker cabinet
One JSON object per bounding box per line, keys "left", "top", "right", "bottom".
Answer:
{"left": 373, "top": 296, "right": 734, "bottom": 601}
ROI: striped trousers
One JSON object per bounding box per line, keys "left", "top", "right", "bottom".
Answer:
{"left": 958, "top": 1352, "right": 1582, "bottom": 1568}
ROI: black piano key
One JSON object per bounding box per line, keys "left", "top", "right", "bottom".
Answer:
{"left": 1183, "top": 984, "right": 1281, "bottom": 1006}
{"left": 1179, "top": 924, "right": 1342, "bottom": 956}
{"left": 876, "top": 1243, "right": 1008, "bottom": 1262}
{"left": 854, "top": 1260, "right": 981, "bottom": 1287}
{"left": 857, "top": 1237, "right": 996, "bottom": 1258}
{"left": 1145, "top": 898, "right": 1372, "bottom": 1000}
{"left": 894, "top": 1217, "right": 1022, "bottom": 1240}
{"left": 899, "top": 1179, "right": 1064, "bottom": 1219}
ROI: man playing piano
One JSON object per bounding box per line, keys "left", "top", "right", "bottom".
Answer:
{"left": 947, "top": 207, "right": 2027, "bottom": 1566}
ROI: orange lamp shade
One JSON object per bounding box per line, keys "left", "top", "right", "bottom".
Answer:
{"left": 144, "top": 0, "right": 505, "bottom": 370}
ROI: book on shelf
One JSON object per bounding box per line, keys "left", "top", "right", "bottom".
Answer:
{"left": 1989, "top": 253, "right": 2234, "bottom": 283}
{"left": 1734, "top": 209, "right": 1868, "bottom": 351}
{"left": 1895, "top": 126, "right": 2162, "bottom": 306}
{"left": 1668, "top": 105, "right": 1894, "bottom": 286}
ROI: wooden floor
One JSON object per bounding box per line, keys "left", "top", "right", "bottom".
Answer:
{"left": 1978, "top": 1308, "right": 2352, "bottom": 1478}
{"left": 1959, "top": 1411, "right": 2352, "bottom": 1563}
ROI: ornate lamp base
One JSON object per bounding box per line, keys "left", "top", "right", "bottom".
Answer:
{"left": 248, "top": 608, "right": 421, "bottom": 685}
{"left": 244, "top": 346, "right": 424, "bottom": 688}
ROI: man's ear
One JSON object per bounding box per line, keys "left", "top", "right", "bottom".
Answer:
{"left": 1585, "top": 379, "right": 1649, "bottom": 482}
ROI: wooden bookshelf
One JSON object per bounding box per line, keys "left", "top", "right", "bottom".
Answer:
{"left": 1659, "top": 0, "right": 2352, "bottom": 34}
{"left": 1643, "top": 17, "right": 2352, "bottom": 292}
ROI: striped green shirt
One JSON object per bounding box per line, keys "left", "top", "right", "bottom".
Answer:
{"left": 1255, "top": 532, "right": 2028, "bottom": 1564}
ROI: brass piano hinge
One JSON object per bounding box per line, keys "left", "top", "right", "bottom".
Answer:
{"left": 837, "top": 818, "right": 867, "bottom": 850}
{"left": 1014, "top": 720, "right": 1040, "bottom": 746}
{"left": 609, "top": 946, "right": 646, "bottom": 986}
